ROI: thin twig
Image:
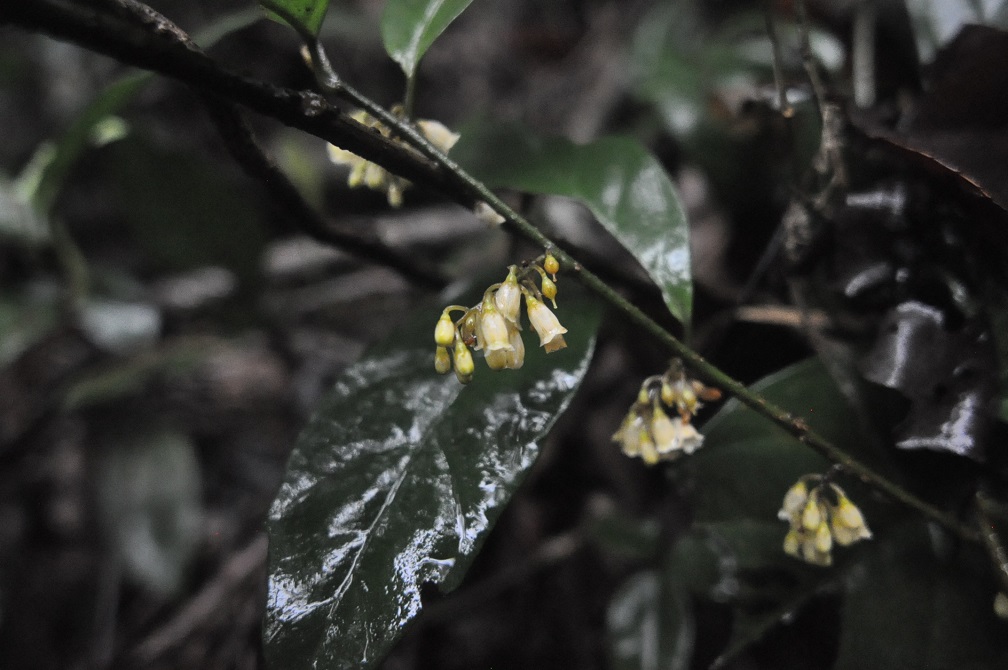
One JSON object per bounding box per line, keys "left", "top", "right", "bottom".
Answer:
{"left": 976, "top": 492, "right": 1008, "bottom": 596}
{"left": 793, "top": 0, "right": 827, "bottom": 115}
{"left": 763, "top": 0, "right": 793, "bottom": 118}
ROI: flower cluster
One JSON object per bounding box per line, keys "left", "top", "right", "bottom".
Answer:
{"left": 434, "top": 255, "right": 566, "bottom": 384}
{"left": 328, "top": 110, "right": 459, "bottom": 208}
{"left": 778, "top": 475, "right": 872, "bottom": 566}
{"left": 611, "top": 360, "right": 721, "bottom": 465}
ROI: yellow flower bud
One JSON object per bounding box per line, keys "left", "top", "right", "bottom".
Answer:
{"left": 453, "top": 339, "right": 474, "bottom": 383}
{"left": 434, "top": 313, "right": 456, "bottom": 347}
{"left": 460, "top": 310, "right": 479, "bottom": 348}
{"left": 678, "top": 385, "right": 698, "bottom": 416}
{"left": 660, "top": 381, "right": 676, "bottom": 407}
{"left": 434, "top": 346, "right": 451, "bottom": 374}
{"left": 543, "top": 253, "right": 559, "bottom": 277}
{"left": 363, "top": 162, "right": 386, "bottom": 190}
{"left": 830, "top": 495, "right": 872, "bottom": 546}
{"left": 814, "top": 521, "right": 833, "bottom": 553}
{"left": 638, "top": 428, "right": 659, "bottom": 465}
{"left": 836, "top": 495, "right": 866, "bottom": 529}
{"left": 540, "top": 274, "right": 558, "bottom": 308}
{"left": 347, "top": 160, "right": 367, "bottom": 188}
{"left": 802, "top": 497, "right": 822, "bottom": 531}
{"left": 783, "top": 529, "right": 802, "bottom": 558}
{"left": 387, "top": 180, "right": 404, "bottom": 208}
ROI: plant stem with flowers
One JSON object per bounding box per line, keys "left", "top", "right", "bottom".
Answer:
{"left": 289, "top": 31, "right": 982, "bottom": 546}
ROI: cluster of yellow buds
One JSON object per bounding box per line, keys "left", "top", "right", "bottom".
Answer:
{"left": 611, "top": 360, "right": 721, "bottom": 465}
{"left": 327, "top": 109, "right": 459, "bottom": 208}
{"left": 433, "top": 254, "right": 567, "bottom": 383}
{"left": 778, "top": 475, "right": 872, "bottom": 566}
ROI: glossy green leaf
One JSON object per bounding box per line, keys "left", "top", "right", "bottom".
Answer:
{"left": 381, "top": 0, "right": 475, "bottom": 78}
{"left": 265, "top": 292, "right": 599, "bottom": 670}
{"left": 835, "top": 520, "right": 1008, "bottom": 670}
{"left": 260, "top": 0, "right": 331, "bottom": 37}
{"left": 667, "top": 359, "right": 875, "bottom": 666}
{"left": 682, "top": 358, "right": 855, "bottom": 522}
{"left": 455, "top": 126, "right": 692, "bottom": 326}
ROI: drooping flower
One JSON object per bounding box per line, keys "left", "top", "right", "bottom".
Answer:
{"left": 416, "top": 119, "right": 460, "bottom": 153}
{"left": 650, "top": 404, "right": 704, "bottom": 458}
{"left": 328, "top": 110, "right": 458, "bottom": 208}
{"left": 494, "top": 267, "right": 522, "bottom": 323}
{"left": 778, "top": 476, "right": 872, "bottom": 566}
{"left": 612, "top": 360, "right": 719, "bottom": 465}
{"left": 434, "top": 346, "right": 451, "bottom": 374}
{"left": 830, "top": 491, "right": 873, "bottom": 546}
{"left": 525, "top": 293, "right": 567, "bottom": 353}
{"left": 452, "top": 338, "right": 474, "bottom": 384}
{"left": 431, "top": 255, "right": 566, "bottom": 382}
{"left": 505, "top": 321, "right": 525, "bottom": 369}
{"left": 478, "top": 295, "right": 513, "bottom": 356}
{"left": 434, "top": 312, "right": 456, "bottom": 348}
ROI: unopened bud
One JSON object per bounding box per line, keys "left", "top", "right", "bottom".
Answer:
{"left": 543, "top": 254, "right": 560, "bottom": 277}
{"left": 434, "top": 346, "right": 451, "bottom": 374}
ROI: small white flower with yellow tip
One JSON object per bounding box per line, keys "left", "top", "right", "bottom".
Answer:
{"left": 494, "top": 267, "right": 522, "bottom": 323}
{"left": 612, "top": 360, "right": 718, "bottom": 465}
{"left": 778, "top": 475, "right": 872, "bottom": 566}
{"left": 432, "top": 254, "right": 566, "bottom": 382}
{"left": 328, "top": 110, "right": 459, "bottom": 208}
{"left": 524, "top": 293, "right": 567, "bottom": 353}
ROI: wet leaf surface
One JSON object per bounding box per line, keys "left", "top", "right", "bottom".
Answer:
{"left": 264, "top": 292, "right": 599, "bottom": 670}
{"left": 859, "top": 300, "right": 996, "bottom": 461}
{"left": 455, "top": 126, "right": 692, "bottom": 326}
{"left": 381, "top": 0, "right": 475, "bottom": 78}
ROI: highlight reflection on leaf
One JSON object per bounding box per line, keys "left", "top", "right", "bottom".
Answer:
{"left": 265, "top": 294, "right": 599, "bottom": 670}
